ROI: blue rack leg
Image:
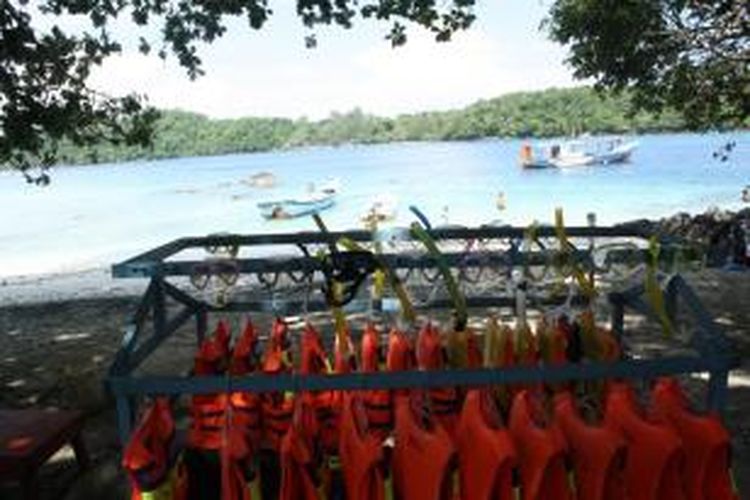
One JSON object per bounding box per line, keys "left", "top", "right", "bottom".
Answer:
{"left": 153, "top": 278, "right": 166, "bottom": 339}
{"left": 707, "top": 369, "right": 729, "bottom": 416}
{"left": 116, "top": 394, "right": 133, "bottom": 446}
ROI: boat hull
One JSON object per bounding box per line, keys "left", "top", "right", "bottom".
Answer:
{"left": 257, "top": 196, "right": 335, "bottom": 219}
{"left": 521, "top": 139, "right": 637, "bottom": 169}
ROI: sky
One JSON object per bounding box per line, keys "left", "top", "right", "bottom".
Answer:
{"left": 83, "top": 1, "right": 577, "bottom": 120}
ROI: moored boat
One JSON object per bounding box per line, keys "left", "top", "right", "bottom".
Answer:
{"left": 520, "top": 137, "right": 638, "bottom": 169}
{"left": 257, "top": 194, "right": 335, "bottom": 219}
{"left": 257, "top": 177, "right": 340, "bottom": 220}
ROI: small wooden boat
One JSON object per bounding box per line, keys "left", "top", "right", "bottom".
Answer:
{"left": 257, "top": 194, "right": 335, "bottom": 220}
{"left": 257, "top": 177, "right": 340, "bottom": 220}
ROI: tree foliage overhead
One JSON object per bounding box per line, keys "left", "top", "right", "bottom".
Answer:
{"left": 1, "top": 0, "right": 476, "bottom": 182}
{"left": 546, "top": 0, "right": 749, "bottom": 130}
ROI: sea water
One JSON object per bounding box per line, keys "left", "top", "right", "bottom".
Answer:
{"left": 0, "top": 132, "right": 748, "bottom": 277}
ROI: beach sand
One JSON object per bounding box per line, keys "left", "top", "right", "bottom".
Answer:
{"left": 0, "top": 268, "right": 748, "bottom": 498}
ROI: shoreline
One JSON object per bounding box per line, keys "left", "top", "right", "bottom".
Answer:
{"left": 1, "top": 206, "right": 747, "bottom": 307}
{"left": 0, "top": 268, "right": 148, "bottom": 307}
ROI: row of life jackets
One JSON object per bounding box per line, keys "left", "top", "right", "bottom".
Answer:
{"left": 123, "top": 316, "right": 738, "bottom": 500}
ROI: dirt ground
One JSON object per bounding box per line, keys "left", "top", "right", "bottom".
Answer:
{"left": 0, "top": 269, "right": 748, "bottom": 499}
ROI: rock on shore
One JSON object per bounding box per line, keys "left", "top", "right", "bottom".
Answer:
{"left": 619, "top": 207, "right": 750, "bottom": 267}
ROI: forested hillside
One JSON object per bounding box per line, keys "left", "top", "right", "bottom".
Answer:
{"left": 58, "top": 87, "right": 686, "bottom": 165}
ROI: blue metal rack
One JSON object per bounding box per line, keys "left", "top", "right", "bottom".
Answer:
{"left": 107, "top": 225, "right": 739, "bottom": 445}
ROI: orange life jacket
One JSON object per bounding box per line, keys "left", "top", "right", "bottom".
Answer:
{"left": 513, "top": 323, "right": 542, "bottom": 398}
{"left": 194, "top": 330, "right": 226, "bottom": 376}
{"left": 417, "top": 323, "right": 459, "bottom": 439}
{"left": 392, "top": 394, "right": 457, "bottom": 500}
{"left": 488, "top": 323, "right": 517, "bottom": 411}
{"left": 539, "top": 317, "right": 572, "bottom": 393}
{"left": 122, "top": 398, "right": 182, "bottom": 500}
{"left": 189, "top": 336, "right": 231, "bottom": 451}
{"left": 297, "top": 323, "right": 339, "bottom": 456}
{"left": 465, "top": 328, "right": 483, "bottom": 369}
{"left": 261, "top": 318, "right": 294, "bottom": 452}
{"left": 228, "top": 320, "right": 262, "bottom": 448}
{"left": 387, "top": 328, "right": 414, "bottom": 372}
{"left": 456, "top": 389, "right": 517, "bottom": 500}
{"left": 544, "top": 317, "right": 569, "bottom": 366}
{"left": 321, "top": 327, "right": 356, "bottom": 449}
{"left": 361, "top": 323, "right": 392, "bottom": 438}
{"left": 230, "top": 320, "right": 259, "bottom": 375}
{"left": 280, "top": 398, "right": 322, "bottom": 500}
{"left": 386, "top": 328, "right": 415, "bottom": 401}
{"left": 603, "top": 382, "right": 686, "bottom": 500}
{"left": 214, "top": 319, "right": 232, "bottom": 363}
{"left": 219, "top": 412, "right": 258, "bottom": 500}
{"left": 508, "top": 390, "right": 572, "bottom": 500}
{"left": 554, "top": 391, "right": 627, "bottom": 500}
{"left": 650, "top": 378, "right": 738, "bottom": 500}
{"left": 338, "top": 392, "right": 386, "bottom": 500}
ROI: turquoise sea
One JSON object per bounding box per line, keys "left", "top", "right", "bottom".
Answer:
{"left": 0, "top": 132, "right": 748, "bottom": 277}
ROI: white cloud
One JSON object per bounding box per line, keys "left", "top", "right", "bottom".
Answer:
{"left": 89, "top": 25, "right": 576, "bottom": 119}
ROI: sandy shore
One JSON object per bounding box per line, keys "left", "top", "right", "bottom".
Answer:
{"left": 0, "top": 268, "right": 749, "bottom": 498}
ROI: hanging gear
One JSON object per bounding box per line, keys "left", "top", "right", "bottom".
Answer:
{"left": 392, "top": 394, "right": 458, "bottom": 500}
{"left": 650, "top": 378, "right": 739, "bottom": 500}
{"left": 189, "top": 332, "right": 233, "bottom": 451}
{"left": 280, "top": 398, "right": 322, "bottom": 500}
{"left": 509, "top": 390, "right": 573, "bottom": 500}
{"left": 387, "top": 328, "right": 414, "bottom": 372}
{"left": 219, "top": 412, "right": 261, "bottom": 500}
{"left": 229, "top": 320, "right": 260, "bottom": 375}
{"left": 387, "top": 328, "right": 415, "bottom": 403}
{"left": 603, "top": 382, "right": 686, "bottom": 500}
{"left": 456, "top": 389, "right": 518, "bottom": 500}
{"left": 122, "top": 398, "right": 186, "bottom": 500}
{"left": 416, "top": 323, "right": 459, "bottom": 439}
{"left": 228, "top": 320, "right": 262, "bottom": 449}
{"left": 194, "top": 323, "right": 229, "bottom": 376}
{"left": 214, "top": 319, "right": 232, "bottom": 365}
{"left": 298, "top": 322, "right": 346, "bottom": 499}
{"left": 261, "top": 318, "right": 294, "bottom": 452}
{"left": 465, "top": 327, "right": 483, "bottom": 369}
{"left": 554, "top": 391, "right": 627, "bottom": 500}
{"left": 361, "top": 323, "right": 392, "bottom": 439}
{"left": 338, "top": 392, "right": 386, "bottom": 500}
{"left": 260, "top": 318, "right": 294, "bottom": 500}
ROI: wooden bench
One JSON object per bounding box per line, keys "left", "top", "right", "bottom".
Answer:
{"left": 0, "top": 409, "right": 89, "bottom": 499}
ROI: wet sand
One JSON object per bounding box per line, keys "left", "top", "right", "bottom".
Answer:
{"left": 0, "top": 268, "right": 748, "bottom": 498}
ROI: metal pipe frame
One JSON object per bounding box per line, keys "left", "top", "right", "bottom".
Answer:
{"left": 107, "top": 226, "right": 737, "bottom": 445}
{"left": 111, "top": 224, "right": 686, "bottom": 279}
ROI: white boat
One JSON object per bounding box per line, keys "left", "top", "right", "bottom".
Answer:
{"left": 257, "top": 178, "right": 340, "bottom": 220}
{"left": 520, "top": 137, "right": 638, "bottom": 169}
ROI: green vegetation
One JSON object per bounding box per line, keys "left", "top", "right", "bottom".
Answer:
{"left": 57, "top": 86, "right": 685, "bottom": 165}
